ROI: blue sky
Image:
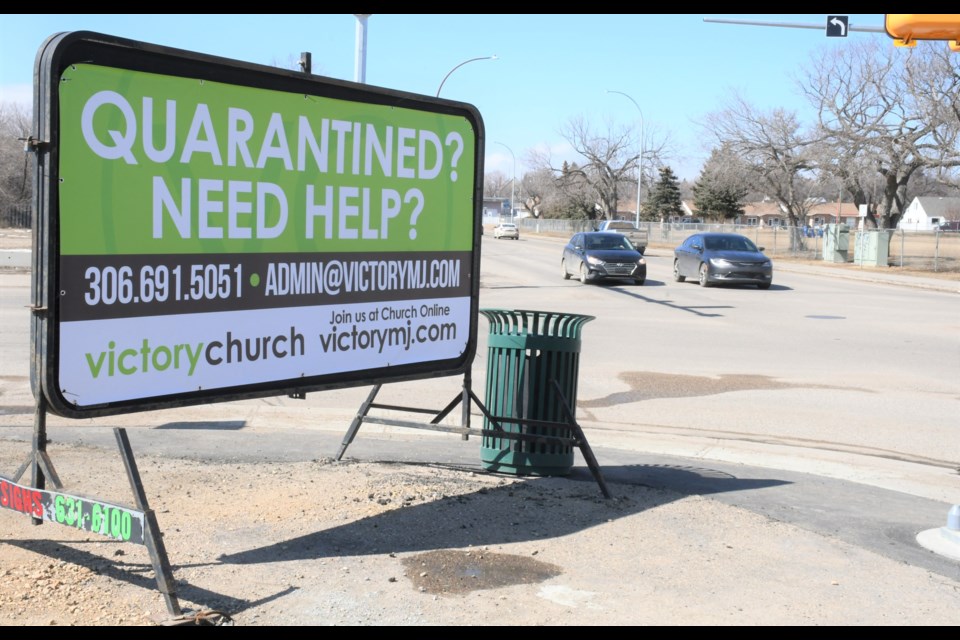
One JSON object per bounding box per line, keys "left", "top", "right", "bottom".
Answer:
{"left": 1, "top": 13, "right": 890, "bottom": 182}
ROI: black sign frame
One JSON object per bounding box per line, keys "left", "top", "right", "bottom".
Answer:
{"left": 31, "top": 31, "right": 485, "bottom": 419}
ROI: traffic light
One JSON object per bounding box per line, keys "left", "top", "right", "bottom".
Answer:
{"left": 885, "top": 14, "right": 960, "bottom": 51}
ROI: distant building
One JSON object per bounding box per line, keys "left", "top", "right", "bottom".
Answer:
{"left": 742, "top": 202, "right": 786, "bottom": 227}
{"left": 482, "top": 197, "right": 510, "bottom": 222}
{"left": 682, "top": 200, "right": 859, "bottom": 227}
{"left": 804, "top": 202, "right": 860, "bottom": 228}
{"left": 898, "top": 197, "right": 960, "bottom": 231}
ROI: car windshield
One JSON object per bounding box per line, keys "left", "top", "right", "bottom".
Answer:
{"left": 704, "top": 236, "right": 756, "bottom": 252}
{"left": 586, "top": 235, "right": 633, "bottom": 251}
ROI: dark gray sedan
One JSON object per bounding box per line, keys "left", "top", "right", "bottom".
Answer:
{"left": 562, "top": 231, "right": 646, "bottom": 285}
{"left": 673, "top": 232, "right": 772, "bottom": 289}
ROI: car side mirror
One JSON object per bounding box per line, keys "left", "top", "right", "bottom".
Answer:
{"left": 758, "top": 246, "right": 765, "bottom": 252}
{"left": 692, "top": 243, "right": 702, "bottom": 251}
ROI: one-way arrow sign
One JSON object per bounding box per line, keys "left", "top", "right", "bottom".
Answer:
{"left": 826, "top": 15, "right": 848, "bottom": 37}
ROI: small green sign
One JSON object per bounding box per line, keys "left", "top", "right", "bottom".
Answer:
{"left": 0, "top": 476, "right": 145, "bottom": 544}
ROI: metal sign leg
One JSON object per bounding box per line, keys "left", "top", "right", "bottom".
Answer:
{"left": 114, "top": 428, "right": 182, "bottom": 617}
{"left": 12, "top": 395, "right": 63, "bottom": 524}
{"left": 459, "top": 370, "right": 472, "bottom": 441}
{"left": 336, "top": 384, "right": 382, "bottom": 461}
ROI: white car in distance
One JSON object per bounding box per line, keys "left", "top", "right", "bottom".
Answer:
{"left": 493, "top": 223, "right": 519, "bottom": 240}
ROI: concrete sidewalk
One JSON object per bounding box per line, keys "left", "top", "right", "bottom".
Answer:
{"left": 765, "top": 258, "right": 960, "bottom": 294}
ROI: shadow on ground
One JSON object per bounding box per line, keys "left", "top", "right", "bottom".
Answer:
{"left": 216, "top": 462, "right": 787, "bottom": 565}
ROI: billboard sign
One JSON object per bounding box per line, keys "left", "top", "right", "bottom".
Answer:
{"left": 32, "top": 32, "right": 484, "bottom": 417}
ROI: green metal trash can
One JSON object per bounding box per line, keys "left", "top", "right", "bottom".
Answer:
{"left": 478, "top": 309, "right": 595, "bottom": 476}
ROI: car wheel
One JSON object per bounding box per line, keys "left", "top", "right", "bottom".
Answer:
{"left": 579, "top": 263, "right": 589, "bottom": 284}
{"left": 562, "top": 260, "right": 570, "bottom": 280}
{"left": 757, "top": 281, "right": 771, "bottom": 290}
{"left": 673, "top": 260, "right": 685, "bottom": 283}
{"left": 698, "top": 263, "right": 711, "bottom": 287}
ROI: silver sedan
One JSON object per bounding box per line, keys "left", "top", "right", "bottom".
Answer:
{"left": 673, "top": 232, "right": 773, "bottom": 289}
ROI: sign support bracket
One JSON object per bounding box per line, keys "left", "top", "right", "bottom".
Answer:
{"left": 114, "top": 427, "right": 182, "bottom": 617}
{"left": 335, "top": 374, "right": 611, "bottom": 498}
{"left": 7, "top": 395, "right": 183, "bottom": 617}
{"left": 12, "top": 395, "right": 63, "bottom": 516}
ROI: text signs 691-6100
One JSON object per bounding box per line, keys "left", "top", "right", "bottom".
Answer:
{"left": 0, "top": 476, "right": 145, "bottom": 544}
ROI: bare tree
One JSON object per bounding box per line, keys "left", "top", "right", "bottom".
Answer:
{"left": 903, "top": 44, "right": 960, "bottom": 192}
{"left": 527, "top": 116, "right": 639, "bottom": 220}
{"left": 554, "top": 161, "right": 601, "bottom": 220}
{"left": 808, "top": 140, "right": 885, "bottom": 215}
{"left": 800, "top": 40, "right": 960, "bottom": 229}
{"left": 0, "top": 101, "right": 32, "bottom": 216}
{"left": 518, "top": 166, "right": 581, "bottom": 219}
{"left": 703, "top": 92, "right": 819, "bottom": 247}
{"left": 905, "top": 166, "right": 960, "bottom": 198}
{"left": 483, "top": 170, "right": 511, "bottom": 199}
{"left": 524, "top": 114, "right": 674, "bottom": 221}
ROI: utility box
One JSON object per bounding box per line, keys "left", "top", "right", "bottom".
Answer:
{"left": 824, "top": 223, "right": 850, "bottom": 263}
{"left": 854, "top": 229, "right": 892, "bottom": 267}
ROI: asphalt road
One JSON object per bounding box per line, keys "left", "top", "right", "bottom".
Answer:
{"left": 1, "top": 232, "right": 960, "bottom": 619}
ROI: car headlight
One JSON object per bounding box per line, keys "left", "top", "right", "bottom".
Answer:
{"left": 638, "top": 258, "right": 646, "bottom": 265}
{"left": 762, "top": 260, "right": 772, "bottom": 268}
{"left": 586, "top": 255, "right": 604, "bottom": 266}
{"left": 709, "top": 258, "right": 731, "bottom": 267}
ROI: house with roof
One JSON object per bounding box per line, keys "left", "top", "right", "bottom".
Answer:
{"left": 897, "top": 197, "right": 960, "bottom": 231}
{"left": 741, "top": 202, "right": 786, "bottom": 227}
{"left": 683, "top": 199, "right": 860, "bottom": 228}
{"left": 804, "top": 202, "right": 860, "bottom": 227}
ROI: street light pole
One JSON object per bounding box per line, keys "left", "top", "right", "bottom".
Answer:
{"left": 606, "top": 90, "right": 644, "bottom": 228}
{"left": 436, "top": 55, "right": 497, "bottom": 97}
{"left": 494, "top": 141, "right": 516, "bottom": 222}
{"left": 353, "top": 14, "right": 371, "bottom": 83}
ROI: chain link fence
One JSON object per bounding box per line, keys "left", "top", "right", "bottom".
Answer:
{"left": 4, "top": 212, "right": 959, "bottom": 273}
{"left": 514, "top": 218, "right": 960, "bottom": 273}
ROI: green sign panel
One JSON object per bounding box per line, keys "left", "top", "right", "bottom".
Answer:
{"left": 59, "top": 63, "right": 475, "bottom": 254}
